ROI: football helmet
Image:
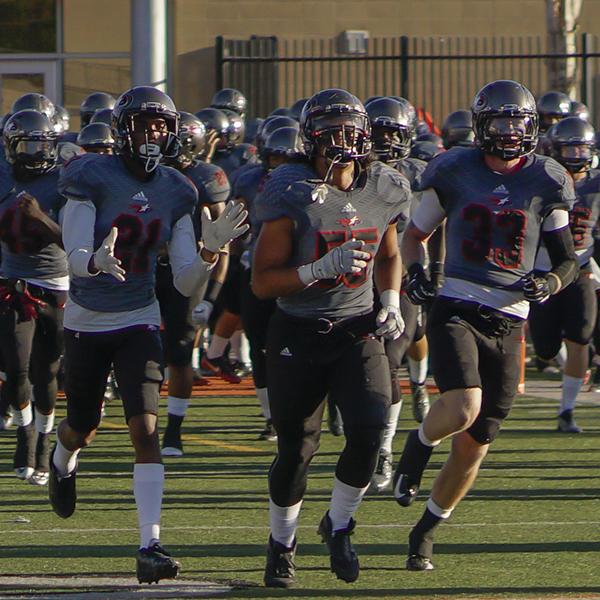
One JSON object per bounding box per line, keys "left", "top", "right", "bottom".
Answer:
{"left": 76, "top": 123, "right": 115, "bottom": 154}
{"left": 3, "top": 109, "right": 58, "bottom": 174}
{"left": 11, "top": 93, "right": 55, "bottom": 121}
{"left": 548, "top": 116, "right": 596, "bottom": 173}
{"left": 289, "top": 97, "right": 308, "bottom": 122}
{"left": 410, "top": 140, "right": 443, "bottom": 162}
{"left": 472, "top": 80, "right": 538, "bottom": 159}
{"left": 112, "top": 86, "right": 179, "bottom": 172}
{"left": 194, "top": 108, "right": 230, "bottom": 140}
{"left": 257, "top": 116, "right": 298, "bottom": 157}
{"left": 569, "top": 100, "right": 590, "bottom": 122}
{"left": 90, "top": 108, "right": 113, "bottom": 126}
{"left": 80, "top": 92, "right": 116, "bottom": 127}
{"left": 269, "top": 107, "right": 294, "bottom": 118}
{"left": 52, "top": 105, "right": 70, "bottom": 134}
{"left": 211, "top": 88, "right": 247, "bottom": 117}
{"left": 366, "top": 97, "right": 414, "bottom": 162}
{"left": 221, "top": 108, "right": 245, "bottom": 148}
{"left": 441, "top": 110, "right": 475, "bottom": 149}
{"left": 244, "top": 117, "right": 264, "bottom": 144}
{"left": 364, "top": 95, "right": 383, "bottom": 107}
{"left": 536, "top": 90, "right": 571, "bottom": 132}
{"left": 175, "top": 111, "right": 206, "bottom": 166}
{"left": 300, "top": 88, "right": 371, "bottom": 163}
{"left": 263, "top": 126, "right": 304, "bottom": 160}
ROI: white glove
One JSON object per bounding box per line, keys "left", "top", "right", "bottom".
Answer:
{"left": 298, "top": 239, "right": 371, "bottom": 285}
{"left": 191, "top": 299, "right": 213, "bottom": 327}
{"left": 376, "top": 289, "right": 404, "bottom": 340}
{"left": 92, "top": 227, "right": 125, "bottom": 282}
{"left": 201, "top": 201, "right": 249, "bottom": 254}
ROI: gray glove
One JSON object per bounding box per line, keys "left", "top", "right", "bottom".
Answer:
{"left": 201, "top": 201, "right": 249, "bottom": 254}
{"left": 191, "top": 299, "right": 213, "bottom": 327}
{"left": 92, "top": 227, "right": 126, "bottom": 282}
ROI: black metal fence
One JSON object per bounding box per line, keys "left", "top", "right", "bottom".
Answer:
{"left": 216, "top": 33, "right": 600, "bottom": 126}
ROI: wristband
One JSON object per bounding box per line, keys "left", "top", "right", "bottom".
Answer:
{"left": 297, "top": 264, "right": 318, "bottom": 287}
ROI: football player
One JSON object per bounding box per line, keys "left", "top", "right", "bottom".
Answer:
{"left": 76, "top": 123, "right": 115, "bottom": 155}
{"left": 159, "top": 112, "right": 231, "bottom": 457}
{"left": 48, "top": 86, "right": 248, "bottom": 584}
{"left": 366, "top": 96, "right": 433, "bottom": 492}
{"left": 0, "top": 109, "right": 66, "bottom": 486}
{"left": 529, "top": 116, "right": 599, "bottom": 433}
{"left": 235, "top": 126, "right": 304, "bottom": 441}
{"left": 211, "top": 88, "right": 248, "bottom": 119}
{"left": 536, "top": 90, "right": 571, "bottom": 155}
{"left": 393, "top": 80, "right": 577, "bottom": 571}
{"left": 252, "top": 88, "right": 410, "bottom": 587}
{"left": 79, "top": 91, "right": 116, "bottom": 128}
{"left": 441, "top": 110, "right": 475, "bottom": 149}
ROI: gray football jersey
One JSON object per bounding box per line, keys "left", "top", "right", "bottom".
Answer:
{"left": 421, "top": 147, "right": 575, "bottom": 290}
{"left": 0, "top": 167, "right": 67, "bottom": 280}
{"left": 59, "top": 153, "right": 198, "bottom": 312}
{"left": 255, "top": 160, "right": 411, "bottom": 318}
{"left": 395, "top": 157, "right": 427, "bottom": 243}
{"left": 570, "top": 169, "right": 600, "bottom": 265}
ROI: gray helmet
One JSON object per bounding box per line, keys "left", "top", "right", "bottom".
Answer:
{"left": 12, "top": 93, "right": 55, "bottom": 121}
{"left": 263, "top": 126, "right": 304, "bottom": 161}
{"left": 176, "top": 111, "right": 206, "bottom": 164}
{"left": 366, "top": 97, "right": 414, "bottom": 162}
{"left": 548, "top": 116, "right": 596, "bottom": 173}
{"left": 211, "top": 88, "right": 247, "bottom": 117}
{"left": 90, "top": 108, "right": 113, "bottom": 126}
{"left": 80, "top": 92, "right": 116, "bottom": 127}
{"left": 52, "top": 105, "right": 70, "bottom": 134}
{"left": 441, "top": 110, "right": 475, "bottom": 149}
{"left": 76, "top": 123, "right": 115, "bottom": 153}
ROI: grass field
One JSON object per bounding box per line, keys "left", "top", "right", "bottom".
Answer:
{"left": 2, "top": 372, "right": 600, "bottom": 599}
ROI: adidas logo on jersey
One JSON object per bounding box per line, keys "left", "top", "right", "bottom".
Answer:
{"left": 130, "top": 191, "right": 151, "bottom": 213}
{"left": 490, "top": 184, "right": 510, "bottom": 206}
{"left": 341, "top": 202, "right": 357, "bottom": 214}
{"left": 280, "top": 347, "right": 292, "bottom": 357}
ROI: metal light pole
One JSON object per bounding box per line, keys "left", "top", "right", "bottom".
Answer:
{"left": 131, "top": 0, "right": 167, "bottom": 91}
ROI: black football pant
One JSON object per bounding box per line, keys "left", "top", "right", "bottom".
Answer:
{"left": 0, "top": 287, "right": 64, "bottom": 414}
{"left": 240, "top": 267, "right": 276, "bottom": 389}
{"left": 266, "top": 309, "right": 391, "bottom": 506}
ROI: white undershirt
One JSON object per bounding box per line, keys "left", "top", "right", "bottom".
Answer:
{"left": 62, "top": 199, "right": 214, "bottom": 332}
{"left": 412, "top": 188, "right": 570, "bottom": 318}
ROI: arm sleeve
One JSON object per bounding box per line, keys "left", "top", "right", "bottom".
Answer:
{"left": 168, "top": 214, "right": 217, "bottom": 297}
{"left": 61, "top": 198, "right": 98, "bottom": 278}
{"left": 411, "top": 188, "right": 447, "bottom": 234}
{"left": 542, "top": 208, "right": 570, "bottom": 232}
{"left": 542, "top": 223, "right": 579, "bottom": 292}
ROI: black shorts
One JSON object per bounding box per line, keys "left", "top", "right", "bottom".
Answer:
{"left": 217, "top": 255, "right": 242, "bottom": 316}
{"left": 529, "top": 269, "right": 597, "bottom": 359}
{"left": 267, "top": 309, "right": 391, "bottom": 434}
{"left": 385, "top": 293, "right": 426, "bottom": 371}
{"left": 64, "top": 326, "right": 163, "bottom": 433}
{"left": 428, "top": 297, "right": 524, "bottom": 444}
{"left": 156, "top": 261, "right": 195, "bottom": 367}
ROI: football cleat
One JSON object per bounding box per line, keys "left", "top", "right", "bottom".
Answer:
{"left": 259, "top": 420, "right": 277, "bottom": 442}
{"left": 136, "top": 542, "right": 181, "bottom": 584}
{"left": 393, "top": 429, "right": 434, "bottom": 507}
{"left": 406, "top": 554, "right": 435, "bottom": 571}
{"left": 410, "top": 382, "right": 430, "bottom": 423}
{"left": 201, "top": 355, "right": 242, "bottom": 384}
{"left": 263, "top": 535, "right": 297, "bottom": 588}
{"left": 30, "top": 432, "right": 51, "bottom": 486}
{"left": 370, "top": 449, "right": 393, "bottom": 492}
{"left": 48, "top": 445, "right": 77, "bottom": 518}
{"left": 161, "top": 415, "right": 184, "bottom": 457}
{"left": 14, "top": 423, "right": 36, "bottom": 480}
{"left": 0, "top": 411, "right": 13, "bottom": 431}
{"left": 557, "top": 409, "right": 582, "bottom": 433}
{"left": 317, "top": 512, "right": 359, "bottom": 583}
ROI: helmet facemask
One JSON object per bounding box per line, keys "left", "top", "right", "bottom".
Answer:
{"left": 310, "top": 112, "right": 371, "bottom": 165}
{"left": 7, "top": 135, "right": 57, "bottom": 174}
{"left": 477, "top": 113, "right": 537, "bottom": 160}
{"left": 371, "top": 122, "right": 412, "bottom": 163}
{"left": 555, "top": 143, "right": 595, "bottom": 173}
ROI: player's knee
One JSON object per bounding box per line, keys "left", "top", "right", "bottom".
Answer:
{"left": 445, "top": 388, "right": 481, "bottom": 431}
{"left": 344, "top": 425, "right": 383, "bottom": 455}
{"left": 467, "top": 416, "right": 504, "bottom": 445}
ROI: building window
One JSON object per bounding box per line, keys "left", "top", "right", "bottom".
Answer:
{"left": 0, "top": 0, "right": 57, "bottom": 53}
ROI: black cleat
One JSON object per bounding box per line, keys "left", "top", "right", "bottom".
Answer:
{"left": 263, "top": 535, "right": 297, "bottom": 588}
{"left": 317, "top": 512, "right": 359, "bottom": 583}
{"left": 406, "top": 554, "right": 434, "bottom": 571}
{"left": 258, "top": 419, "right": 277, "bottom": 442}
{"left": 14, "top": 423, "right": 36, "bottom": 480}
{"left": 393, "top": 429, "right": 433, "bottom": 507}
{"left": 136, "top": 542, "right": 181, "bottom": 584}
{"left": 161, "top": 414, "right": 184, "bottom": 457}
{"left": 48, "top": 445, "right": 77, "bottom": 518}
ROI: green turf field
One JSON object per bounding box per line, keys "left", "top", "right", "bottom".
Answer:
{"left": 2, "top": 379, "right": 600, "bottom": 599}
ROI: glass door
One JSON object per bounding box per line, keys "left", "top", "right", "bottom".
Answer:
{"left": 0, "top": 61, "right": 59, "bottom": 115}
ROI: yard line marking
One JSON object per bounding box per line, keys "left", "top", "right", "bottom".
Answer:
{"left": 6, "top": 520, "right": 600, "bottom": 534}
{"left": 98, "top": 420, "right": 262, "bottom": 453}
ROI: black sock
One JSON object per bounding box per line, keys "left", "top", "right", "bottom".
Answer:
{"left": 408, "top": 507, "right": 444, "bottom": 558}
{"left": 396, "top": 429, "right": 434, "bottom": 483}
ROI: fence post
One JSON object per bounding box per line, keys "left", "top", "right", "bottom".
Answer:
{"left": 215, "top": 35, "right": 224, "bottom": 92}
{"left": 400, "top": 35, "right": 409, "bottom": 99}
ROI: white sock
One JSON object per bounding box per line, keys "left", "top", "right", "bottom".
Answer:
{"left": 35, "top": 408, "right": 55, "bottom": 434}
{"left": 192, "top": 346, "right": 200, "bottom": 370}
{"left": 555, "top": 343, "right": 567, "bottom": 370}
{"left": 257, "top": 387, "right": 271, "bottom": 420}
{"left": 239, "top": 331, "right": 251, "bottom": 364}
{"left": 329, "top": 477, "right": 369, "bottom": 531}
{"left": 167, "top": 396, "right": 189, "bottom": 417}
{"left": 427, "top": 496, "right": 453, "bottom": 519}
{"left": 418, "top": 423, "right": 441, "bottom": 447}
{"left": 53, "top": 437, "right": 80, "bottom": 477}
{"left": 13, "top": 402, "right": 33, "bottom": 427}
{"left": 380, "top": 402, "right": 402, "bottom": 453}
{"left": 269, "top": 498, "right": 302, "bottom": 548}
{"left": 408, "top": 356, "right": 428, "bottom": 385}
{"left": 134, "top": 463, "right": 164, "bottom": 549}
{"left": 207, "top": 334, "right": 229, "bottom": 360}
{"left": 560, "top": 374, "right": 583, "bottom": 413}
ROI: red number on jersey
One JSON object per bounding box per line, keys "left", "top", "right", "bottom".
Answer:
{"left": 570, "top": 206, "right": 592, "bottom": 250}
{"left": 0, "top": 208, "right": 47, "bottom": 254}
{"left": 112, "top": 214, "right": 162, "bottom": 273}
